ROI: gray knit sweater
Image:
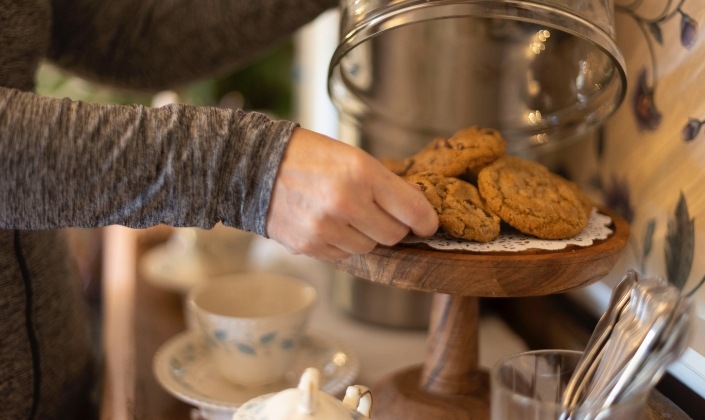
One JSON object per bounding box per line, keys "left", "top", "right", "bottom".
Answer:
{"left": 0, "top": 0, "right": 336, "bottom": 418}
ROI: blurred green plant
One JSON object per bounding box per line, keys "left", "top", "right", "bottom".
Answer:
{"left": 215, "top": 42, "right": 294, "bottom": 117}
{"left": 36, "top": 41, "right": 294, "bottom": 118}
{"left": 36, "top": 63, "right": 154, "bottom": 105}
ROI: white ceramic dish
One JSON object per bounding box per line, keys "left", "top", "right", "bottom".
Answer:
{"left": 140, "top": 243, "right": 207, "bottom": 294}
{"left": 153, "top": 330, "right": 360, "bottom": 420}
{"left": 140, "top": 226, "right": 254, "bottom": 294}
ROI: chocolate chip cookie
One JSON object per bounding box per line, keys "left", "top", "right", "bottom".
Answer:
{"left": 403, "top": 126, "right": 507, "bottom": 178}
{"left": 406, "top": 172, "right": 501, "bottom": 242}
{"left": 477, "top": 156, "right": 588, "bottom": 239}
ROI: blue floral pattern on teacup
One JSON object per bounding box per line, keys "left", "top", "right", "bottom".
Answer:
{"left": 209, "top": 326, "right": 301, "bottom": 356}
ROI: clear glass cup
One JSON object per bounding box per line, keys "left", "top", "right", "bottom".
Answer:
{"left": 490, "top": 349, "right": 648, "bottom": 420}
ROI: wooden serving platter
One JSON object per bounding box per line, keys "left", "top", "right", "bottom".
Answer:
{"left": 336, "top": 206, "right": 630, "bottom": 297}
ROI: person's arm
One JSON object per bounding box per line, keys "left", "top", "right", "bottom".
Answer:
{"left": 47, "top": 0, "right": 337, "bottom": 90}
{"left": 0, "top": 88, "right": 439, "bottom": 259}
{"left": 0, "top": 87, "right": 289, "bottom": 235}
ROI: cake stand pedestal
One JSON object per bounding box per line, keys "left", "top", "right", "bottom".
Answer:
{"left": 335, "top": 207, "right": 630, "bottom": 419}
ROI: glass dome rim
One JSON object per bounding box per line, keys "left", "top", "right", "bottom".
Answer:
{"left": 327, "top": 0, "right": 628, "bottom": 149}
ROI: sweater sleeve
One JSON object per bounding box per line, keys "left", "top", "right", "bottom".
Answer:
{"left": 47, "top": 0, "right": 338, "bottom": 91}
{"left": 0, "top": 87, "right": 294, "bottom": 236}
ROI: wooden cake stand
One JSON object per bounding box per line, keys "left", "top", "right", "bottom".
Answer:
{"left": 335, "top": 207, "right": 630, "bottom": 419}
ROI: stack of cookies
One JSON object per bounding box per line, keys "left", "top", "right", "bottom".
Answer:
{"left": 383, "top": 126, "right": 593, "bottom": 242}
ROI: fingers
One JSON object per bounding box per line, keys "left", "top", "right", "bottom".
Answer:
{"left": 345, "top": 200, "right": 412, "bottom": 246}
{"left": 320, "top": 167, "right": 438, "bottom": 250}
{"left": 275, "top": 222, "right": 374, "bottom": 262}
{"left": 322, "top": 222, "right": 379, "bottom": 254}
{"left": 333, "top": 150, "right": 438, "bottom": 241}
{"left": 301, "top": 243, "right": 351, "bottom": 263}
{"left": 373, "top": 170, "right": 439, "bottom": 238}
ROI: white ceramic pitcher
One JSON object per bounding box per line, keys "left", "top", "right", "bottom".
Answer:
{"left": 232, "top": 367, "right": 372, "bottom": 420}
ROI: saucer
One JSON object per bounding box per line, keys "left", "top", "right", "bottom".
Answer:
{"left": 153, "top": 330, "right": 360, "bottom": 417}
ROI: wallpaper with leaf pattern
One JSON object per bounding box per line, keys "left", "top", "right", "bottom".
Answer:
{"left": 547, "top": 0, "right": 704, "bottom": 371}
{"left": 603, "top": 0, "right": 703, "bottom": 297}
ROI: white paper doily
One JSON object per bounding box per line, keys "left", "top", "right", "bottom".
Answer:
{"left": 401, "top": 208, "right": 613, "bottom": 252}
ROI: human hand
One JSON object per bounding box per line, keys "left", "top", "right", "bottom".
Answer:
{"left": 266, "top": 128, "right": 439, "bottom": 262}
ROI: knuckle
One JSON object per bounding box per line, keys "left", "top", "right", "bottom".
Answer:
{"left": 361, "top": 242, "right": 378, "bottom": 254}
{"left": 378, "top": 226, "right": 409, "bottom": 246}
{"left": 350, "top": 239, "right": 377, "bottom": 254}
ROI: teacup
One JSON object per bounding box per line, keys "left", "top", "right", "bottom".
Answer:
{"left": 187, "top": 272, "right": 317, "bottom": 387}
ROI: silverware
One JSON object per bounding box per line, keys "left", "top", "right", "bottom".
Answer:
{"left": 619, "top": 297, "right": 692, "bottom": 402}
{"left": 560, "top": 270, "right": 693, "bottom": 419}
{"left": 560, "top": 270, "right": 637, "bottom": 418}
